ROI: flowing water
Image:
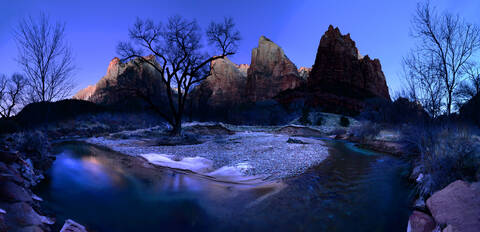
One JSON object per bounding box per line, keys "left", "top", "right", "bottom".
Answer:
{"left": 35, "top": 140, "right": 413, "bottom": 232}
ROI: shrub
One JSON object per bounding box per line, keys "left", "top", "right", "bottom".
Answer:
{"left": 402, "top": 124, "right": 480, "bottom": 197}
{"left": 299, "top": 107, "right": 311, "bottom": 125}
{"left": 339, "top": 116, "right": 350, "bottom": 127}
{"left": 351, "top": 121, "right": 381, "bottom": 141}
{"left": 14, "top": 130, "right": 50, "bottom": 157}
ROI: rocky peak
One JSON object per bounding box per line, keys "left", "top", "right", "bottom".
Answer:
{"left": 308, "top": 25, "right": 390, "bottom": 101}
{"left": 73, "top": 55, "right": 165, "bottom": 105}
{"left": 73, "top": 85, "right": 95, "bottom": 100}
{"left": 298, "top": 67, "right": 312, "bottom": 80}
{"left": 106, "top": 57, "right": 121, "bottom": 77}
{"left": 236, "top": 64, "right": 250, "bottom": 75}
{"left": 246, "top": 35, "right": 303, "bottom": 102}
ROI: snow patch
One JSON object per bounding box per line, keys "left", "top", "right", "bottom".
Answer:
{"left": 141, "top": 153, "right": 214, "bottom": 173}
{"left": 141, "top": 153, "right": 263, "bottom": 183}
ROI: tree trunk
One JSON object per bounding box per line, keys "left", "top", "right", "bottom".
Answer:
{"left": 170, "top": 117, "right": 182, "bottom": 136}
{"left": 447, "top": 91, "right": 452, "bottom": 116}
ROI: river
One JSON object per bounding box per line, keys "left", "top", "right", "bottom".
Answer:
{"left": 35, "top": 139, "right": 413, "bottom": 232}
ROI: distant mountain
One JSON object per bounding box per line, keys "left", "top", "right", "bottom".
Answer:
{"left": 76, "top": 25, "right": 391, "bottom": 121}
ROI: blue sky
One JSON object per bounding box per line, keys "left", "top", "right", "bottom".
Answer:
{"left": 1, "top": 0, "right": 479, "bottom": 95}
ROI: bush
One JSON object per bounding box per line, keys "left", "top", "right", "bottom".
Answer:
{"left": 402, "top": 124, "right": 480, "bottom": 197}
{"left": 14, "top": 130, "right": 50, "bottom": 157}
{"left": 339, "top": 116, "right": 350, "bottom": 127}
{"left": 299, "top": 107, "right": 311, "bottom": 125}
{"left": 351, "top": 121, "right": 381, "bottom": 141}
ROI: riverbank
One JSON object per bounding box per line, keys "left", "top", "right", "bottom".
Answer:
{"left": 86, "top": 123, "right": 330, "bottom": 180}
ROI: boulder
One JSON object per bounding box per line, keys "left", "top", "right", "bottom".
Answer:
{"left": 426, "top": 180, "right": 480, "bottom": 232}
{"left": 0, "top": 181, "right": 32, "bottom": 203}
{"left": 4, "top": 202, "right": 43, "bottom": 227}
{"left": 246, "top": 36, "right": 304, "bottom": 102}
{"left": 407, "top": 210, "right": 436, "bottom": 232}
{"left": 60, "top": 219, "right": 88, "bottom": 232}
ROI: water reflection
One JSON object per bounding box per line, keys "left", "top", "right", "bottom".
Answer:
{"left": 36, "top": 141, "right": 413, "bottom": 232}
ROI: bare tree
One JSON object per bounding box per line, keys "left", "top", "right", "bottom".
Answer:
{"left": 117, "top": 16, "right": 240, "bottom": 135}
{"left": 403, "top": 51, "right": 445, "bottom": 117}
{"left": 407, "top": 1, "right": 480, "bottom": 115}
{"left": 0, "top": 74, "right": 26, "bottom": 118}
{"left": 14, "top": 13, "right": 75, "bottom": 103}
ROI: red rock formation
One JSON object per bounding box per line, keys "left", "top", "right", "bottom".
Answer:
{"left": 308, "top": 25, "right": 390, "bottom": 100}
{"left": 298, "top": 67, "right": 311, "bottom": 80}
{"left": 73, "top": 56, "right": 166, "bottom": 106}
{"left": 246, "top": 36, "right": 304, "bottom": 102}
{"left": 72, "top": 85, "right": 95, "bottom": 101}
{"left": 191, "top": 57, "right": 248, "bottom": 107}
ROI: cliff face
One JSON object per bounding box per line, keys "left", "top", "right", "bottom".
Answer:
{"left": 191, "top": 57, "right": 248, "bottom": 107}
{"left": 77, "top": 26, "right": 392, "bottom": 119}
{"left": 246, "top": 36, "right": 304, "bottom": 102}
{"left": 73, "top": 56, "right": 166, "bottom": 106}
{"left": 308, "top": 25, "right": 390, "bottom": 100}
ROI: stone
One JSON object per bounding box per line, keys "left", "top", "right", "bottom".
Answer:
{"left": 426, "top": 180, "right": 480, "bottom": 232}
{"left": 407, "top": 210, "right": 436, "bottom": 232}
{"left": 442, "top": 225, "right": 454, "bottom": 232}
{"left": 246, "top": 36, "right": 304, "bottom": 102}
{"left": 60, "top": 219, "right": 88, "bottom": 232}
{"left": 0, "top": 181, "right": 32, "bottom": 203}
{"left": 4, "top": 202, "right": 43, "bottom": 227}
{"left": 0, "top": 213, "right": 5, "bottom": 232}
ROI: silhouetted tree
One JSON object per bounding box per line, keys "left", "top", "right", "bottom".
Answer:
{"left": 117, "top": 16, "right": 240, "bottom": 135}
{"left": 14, "top": 13, "right": 75, "bottom": 103}
{"left": 404, "top": 1, "right": 480, "bottom": 115}
{"left": 0, "top": 74, "right": 26, "bottom": 118}
{"left": 402, "top": 53, "right": 445, "bottom": 117}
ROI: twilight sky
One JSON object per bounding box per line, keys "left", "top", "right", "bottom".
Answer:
{"left": 1, "top": 0, "right": 479, "bottom": 96}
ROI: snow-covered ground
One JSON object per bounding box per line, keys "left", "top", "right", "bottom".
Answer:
{"left": 87, "top": 127, "right": 329, "bottom": 180}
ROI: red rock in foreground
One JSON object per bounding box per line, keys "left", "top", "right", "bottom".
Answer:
{"left": 407, "top": 210, "right": 436, "bottom": 232}
{"left": 426, "top": 180, "right": 480, "bottom": 232}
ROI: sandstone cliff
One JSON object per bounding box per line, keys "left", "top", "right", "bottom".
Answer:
{"left": 191, "top": 57, "right": 248, "bottom": 108}
{"left": 308, "top": 25, "right": 390, "bottom": 100}
{"left": 246, "top": 36, "right": 304, "bottom": 102}
{"left": 73, "top": 56, "right": 166, "bottom": 107}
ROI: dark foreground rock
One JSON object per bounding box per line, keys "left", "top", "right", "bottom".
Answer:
{"left": 0, "top": 136, "right": 55, "bottom": 231}
{"left": 60, "top": 219, "right": 87, "bottom": 232}
{"left": 407, "top": 210, "right": 436, "bottom": 232}
{"left": 426, "top": 180, "right": 480, "bottom": 232}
